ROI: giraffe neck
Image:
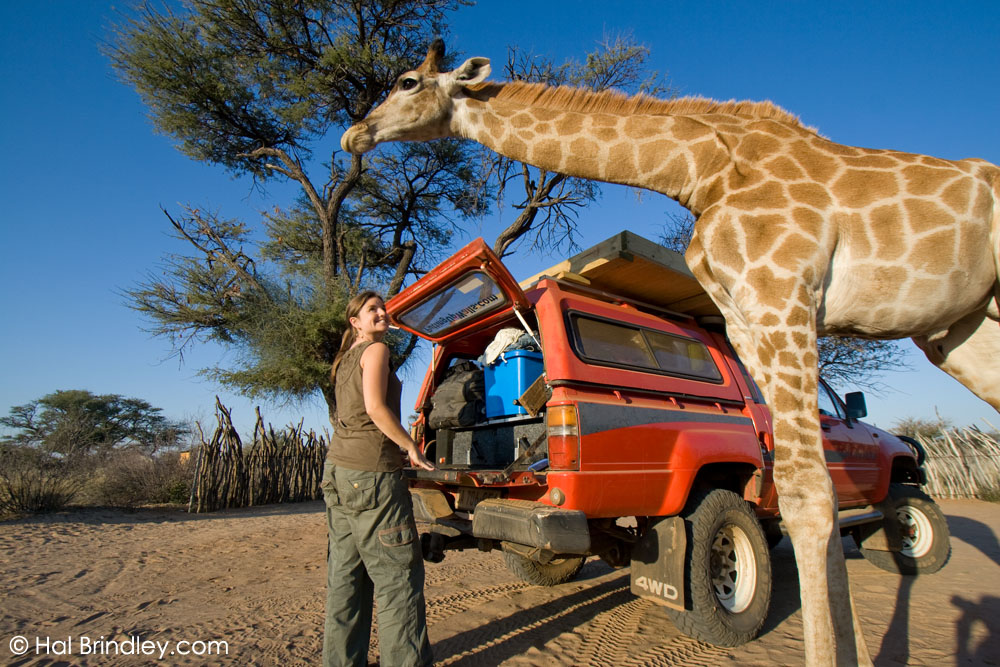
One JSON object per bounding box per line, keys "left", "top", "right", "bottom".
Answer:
{"left": 452, "top": 84, "right": 729, "bottom": 213}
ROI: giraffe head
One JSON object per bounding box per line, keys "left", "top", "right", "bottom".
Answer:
{"left": 341, "top": 40, "right": 491, "bottom": 154}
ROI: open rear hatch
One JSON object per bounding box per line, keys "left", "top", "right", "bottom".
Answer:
{"left": 387, "top": 238, "right": 546, "bottom": 486}
{"left": 387, "top": 237, "right": 531, "bottom": 344}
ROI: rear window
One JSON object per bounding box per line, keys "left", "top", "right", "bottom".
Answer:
{"left": 570, "top": 314, "right": 723, "bottom": 382}
{"left": 396, "top": 271, "right": 508, "bottom": 336}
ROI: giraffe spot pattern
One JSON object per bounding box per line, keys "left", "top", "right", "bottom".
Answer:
{"left": 902, "top": 165, "right": 954, "bottom": 195}
{"left": 764, "top": 155, "right": 807, "bottom": 181}
{"left": 735, "top": 133, "right": 783, "bottom": 161}
{"left": 903, "top": 198, "right": 952, "bottom": 234}
{"left": 672, "top": 117, "right": 713, "bottom": 141}
{"left": 639, "top": 140, "right": 678, "bottom": 173}
{"left": 605, "top": 142, "right": 638, "bottom": 182}
{"left": 941, "top": 178, "right": 973, "bottom": 213}
{"left": 531, "top": 108, "right": 559, "bottom": 122}
{"left": 911, "top": 229, "right": 956, "bottom": 275}
{"left": 691, "top": 139, "right": 724, "bottom": 176}
{"left": 570, "top": 136, "right": 600, "bottom": 157}
{"left": 842, "top": 154, "right": 899, "bottom": 169}
{"left": 728, "top": 181, "right": 788, "bottom": 210}
{"left": 623, "top": 116, "right": 665, "bottom": 139}
{"left": 556, "top": 114, "right": 584, "bottom": 135}
{"left": 593, "top": 127, "right": 619, "bottom": 142}
{"left": 788, "top": 141, "right": 841, "bottom": 182}
{"left": 787, "top": 182, "right": 833, "bottom": 209}
{"left": 501, "top": 136, "right": 528, "bottom": 158}
{"left": 832, "top": 169, "right": 899, "bottom": 207}
{"left": 511, "top": 113, "right": 534, "bottom": 129}
{"left": 530, "top": 139, "right": 562, "bottom": 164}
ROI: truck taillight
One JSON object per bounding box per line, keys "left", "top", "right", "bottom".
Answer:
{"left": 547, "top": 404, "right": 580, "bottom": 470}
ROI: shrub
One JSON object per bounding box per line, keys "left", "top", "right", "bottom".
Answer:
{"left": 0, "top": 446, "right": 80, "bottom": 516}
{"left": 89, "top": 451, "right": 194, "bottom": 508}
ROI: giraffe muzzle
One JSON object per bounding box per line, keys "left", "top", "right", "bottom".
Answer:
{"left": 341, "top": 122, "right": 376, "bottom": 155}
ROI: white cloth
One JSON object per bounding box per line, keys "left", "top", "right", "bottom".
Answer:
{"left": 482, "top": 328, "right": 525, "bottom": 365}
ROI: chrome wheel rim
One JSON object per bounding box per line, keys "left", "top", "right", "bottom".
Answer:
{"left": 711, "top": 524, "right": 756, "bottom": 613}
{"left": 897, "top": 505, "right": 934, "bottom": 558}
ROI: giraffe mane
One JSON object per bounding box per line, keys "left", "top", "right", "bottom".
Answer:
{"left": 467, "top": 81, "right": 819, "bottom": 134}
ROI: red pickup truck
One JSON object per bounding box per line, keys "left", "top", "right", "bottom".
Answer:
{"left": 387, "top": 231, "right": 949, "bottom": 647}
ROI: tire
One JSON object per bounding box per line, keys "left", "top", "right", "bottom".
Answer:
{"left": 856, "top": 483, "right": 951, "bottom": 575}
{"left": 503, "top": 551, "right": 585, "bottom": 586}
{"left": 665, "top": 489, "right": 772, "bottom": 647}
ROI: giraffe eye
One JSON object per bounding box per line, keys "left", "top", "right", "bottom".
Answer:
{"left": 399, "top": 77, "right": 418, "bottom": 91}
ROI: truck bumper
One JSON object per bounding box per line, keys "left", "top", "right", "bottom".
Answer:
{"left": 471, "top": 498, "right": 591, "bottom": 554}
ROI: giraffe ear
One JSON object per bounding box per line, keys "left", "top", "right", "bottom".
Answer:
{"left": 446, "top": 57, "right": 491, "bottom": 91}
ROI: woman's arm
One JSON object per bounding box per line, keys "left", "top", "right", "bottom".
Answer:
{"left": 360, "top": 342, "right": 434, "bottom": 470}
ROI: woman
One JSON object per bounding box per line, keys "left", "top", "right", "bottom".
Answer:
{"left": 322, "top": 291, "right": 435, "bottom": 667}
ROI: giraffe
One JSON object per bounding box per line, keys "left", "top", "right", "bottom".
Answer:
{"left": 341, "top": 41, "right": 1000, "bottom": 666}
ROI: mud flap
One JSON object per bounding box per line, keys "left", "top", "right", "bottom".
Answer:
{"left": 630, "top": 515, "right": 686, "bottom": 611}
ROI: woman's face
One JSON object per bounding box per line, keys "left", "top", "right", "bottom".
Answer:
{"left": 351, "top": 296, "right": 389, "bottom": 340}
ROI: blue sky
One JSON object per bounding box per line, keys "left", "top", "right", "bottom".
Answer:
{"left": 2, "top": 1, "right": 1000, "bottom": 439}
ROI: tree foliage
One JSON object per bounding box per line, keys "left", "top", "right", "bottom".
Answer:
{"left": 109, "top": 5, "right": 671, "bottom": 412}
{"left": 107, "top": 0, "right": 483, "bottom": 412}
{"left": 659, "top": 212, "right": 909, "bottom": 389}
{"left": 892, "top": 415, "right": 953, "bottom": 441}
{"left": 0, "top": 390, "right": 189, "bottom": 459}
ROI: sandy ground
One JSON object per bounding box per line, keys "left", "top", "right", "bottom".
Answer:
{"left": 2, "top": 498, "right": 998, "bottom": 666}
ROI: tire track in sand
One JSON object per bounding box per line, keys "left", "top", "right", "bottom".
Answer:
{"left": 431, "top": 574, "right": 632, "bottom": 666}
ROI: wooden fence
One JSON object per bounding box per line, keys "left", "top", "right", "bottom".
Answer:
{"left": 917, "top": 426, "right": 1000, "bottom": 500}
{"left": 188, "top": 399, "right": 328, "bottom": 513}
{"left": 185, "top": 399, "right": 1000, "bottom": 510}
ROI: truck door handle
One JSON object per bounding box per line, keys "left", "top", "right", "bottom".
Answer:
{"left": 820, "top": 422, "right": 832, "bottom": 432}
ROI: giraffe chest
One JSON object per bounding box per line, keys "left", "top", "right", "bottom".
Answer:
{"left": 819, "top": 231, "right": 996, "bottom": 336}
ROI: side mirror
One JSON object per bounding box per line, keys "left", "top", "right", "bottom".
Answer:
{"left": 845, "top": 391, "right": 867, "bottom": 420}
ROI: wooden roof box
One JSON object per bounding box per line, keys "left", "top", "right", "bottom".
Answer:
{"left": 521, "top": 231, "right": 721, "bottom": 317}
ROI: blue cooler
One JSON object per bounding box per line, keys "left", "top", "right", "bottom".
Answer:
{"left": 484, "top": 350, "right": 544, "bottom": 418}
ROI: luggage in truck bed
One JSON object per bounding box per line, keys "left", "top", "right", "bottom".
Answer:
{"left": 521, "top": 230, "right": 721, "bottom": 317}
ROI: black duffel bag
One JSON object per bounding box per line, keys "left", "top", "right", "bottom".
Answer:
{"left": 428, "top": 361, "right": 485, "bottom": 429}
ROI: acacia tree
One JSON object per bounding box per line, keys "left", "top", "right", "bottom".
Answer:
{"left": 1, "top": 390, "right": 188, "bottom": 459}
{"left": 660, "top": 212, "right": 909, "bottom": 389}
{"left": 107, "top": 0, "right": 485, "bottom": 416}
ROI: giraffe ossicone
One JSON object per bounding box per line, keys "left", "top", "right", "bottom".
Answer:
{"left": 343, "top": 41, "right": 1000, "bottom": 667}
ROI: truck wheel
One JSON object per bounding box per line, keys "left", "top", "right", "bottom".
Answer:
{"left": 856, "top": 483, "right": 951, "bottom": 575}
{"left": 503, "top": 552, "right": 585, "bottom": 586}
{"left": 666, "top": 489, "right": 772, "bottom": 647}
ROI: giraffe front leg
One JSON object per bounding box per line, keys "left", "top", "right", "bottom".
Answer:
{"left": 772, "top": 417, "right": 869, "bottom": 667}
{"left": 726, "top": 318, "right": 872, "bottom": 667}
{"left": 688, "top": 211, "right": 870, "bottom": 665}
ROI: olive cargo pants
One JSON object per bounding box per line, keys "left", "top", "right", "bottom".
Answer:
{"left": 322, "top": 463, "right": 432, "bottom": 667}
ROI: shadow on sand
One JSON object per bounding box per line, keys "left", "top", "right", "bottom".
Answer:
{"left": 871, "top": 511, "right": 1000, "bottom": 665}
{"left": 432, "top": 572, "right": 633, "bottom": 665}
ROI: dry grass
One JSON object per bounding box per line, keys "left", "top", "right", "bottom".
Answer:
{"left": 915, "top": 425, "right": 1000, "bottom": 500}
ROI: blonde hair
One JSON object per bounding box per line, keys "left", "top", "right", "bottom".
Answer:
{"left": 330, "top": 290, "right": 382, "bottom": 387}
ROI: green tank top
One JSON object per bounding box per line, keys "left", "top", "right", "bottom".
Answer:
{"left": 329, "top": 341, "right": 404, "bottom": 471}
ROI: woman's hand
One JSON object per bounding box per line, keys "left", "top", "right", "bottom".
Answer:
{"left": 408, "top": 446, "right": 435, "bottom": 471}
